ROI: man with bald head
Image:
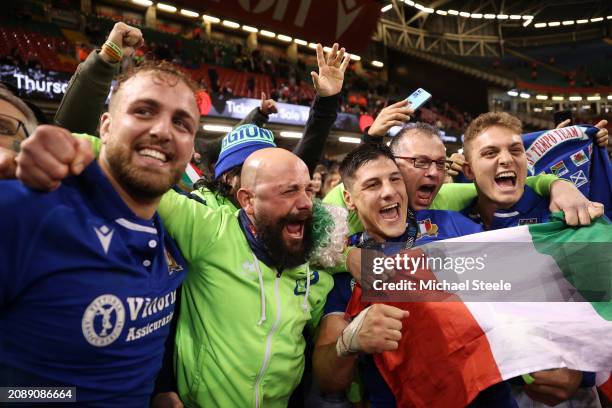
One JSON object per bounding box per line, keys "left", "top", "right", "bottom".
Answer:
{"left": 152, "top": 147, "right": 333, "bottom": 407}
{"left": 237, "top": 148, "right": 314, "bottom": 268}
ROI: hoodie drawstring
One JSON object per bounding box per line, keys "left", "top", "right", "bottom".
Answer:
{"left": 252, "top": 253, "right": 312, "bottom": 325}
{"left": 302, "top": 265, "right": 311, "bottom": 312}
{"left": 252, "top": 253, "right": 267, "bottom": 326}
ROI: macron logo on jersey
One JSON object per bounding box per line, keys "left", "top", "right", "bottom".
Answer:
{"left": 94, "top": 225, "right": 114, "bottom": 254}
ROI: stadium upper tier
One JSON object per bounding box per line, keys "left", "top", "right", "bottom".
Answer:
{"left": 443, "top": 40, "right": 611, "bottom": 88}
{"left": 1, "top": 5, "right": 609, "bottom": 133}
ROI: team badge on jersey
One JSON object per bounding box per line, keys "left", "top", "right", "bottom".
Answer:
{"left": 164, "top": 248, "right": 183, "bottom": 275}
{"left": 570, "top": 150, "right": 589, "bottom": 167}
{"left": 570, "top": 170, "right": 588, "bottom": 188}
{"left": 294, "top": 270, "right": 320, "bottom": 295}
{"left": 417, "top": 218, "right": 438, "bottom": 239}
{"left": 81, "top": 294, "right": 126, "bottom": 347}
{"left": 550, "top": 160, "right": 569, "bottom": 177}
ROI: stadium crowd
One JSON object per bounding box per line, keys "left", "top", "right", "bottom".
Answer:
{"left": 0, "top": 20, "right": 611, "bottom": 408}
{"left": 3, "top": 0, "right": 474, "bottom": 133}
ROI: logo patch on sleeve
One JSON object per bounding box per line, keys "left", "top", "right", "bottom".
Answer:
{"left": 570, "top": 150, "right": 589, "bottom": 167}
{"left": 570, "top": 170, "right": 588, "bottom": 188}
{"left": 550, "top": 160, "right": 569, "bottom": 177}
{"left": 518, "top": 218, "right": 539, "bottom": 226}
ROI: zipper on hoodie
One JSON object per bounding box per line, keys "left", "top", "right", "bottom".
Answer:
{"left": 254, "top": 271, "right": 282, "bottom": 408}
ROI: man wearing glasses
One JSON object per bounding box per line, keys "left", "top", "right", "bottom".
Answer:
{"left": 324, "top": 121, "right": 570, "bottom": 245}
{"left": 320, "top": 118, "right": 606, "bottom": 406}
{"left": 389, "top": 123, "right": 452, "bottom": 211}
{"left": 324, "top": 119, "right": 599, "bottom": 275}
{"left": 0, "top": 86, "right": 37, "bottom": 151}
{"left": 0, "top": 86, "right": 38, "bottom": 177}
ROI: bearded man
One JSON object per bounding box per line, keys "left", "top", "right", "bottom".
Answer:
{"left": 0, "top": 61, "right": 198, "bottom": 406}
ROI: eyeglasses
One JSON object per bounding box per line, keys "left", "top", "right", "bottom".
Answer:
{"left": 0, "top": 113, "right": 29, "bottom": 139}
{"left": 394, "top": 156, "right": 452, "bottom": 171}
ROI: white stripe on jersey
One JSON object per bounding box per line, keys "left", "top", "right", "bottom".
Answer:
{"left": 115, "top": 218, "right": 157, "bottom": 234}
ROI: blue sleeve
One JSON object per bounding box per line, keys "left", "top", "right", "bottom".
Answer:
{"left": 469, "top": 382, "right": 517, "bottom": 408}
{"left": 0, "top": 181, "right": 54, "bottom": 309}
{"left": 590, "top": 143, "right": 612, "bottom": 219}
{"left": 454, "top": 172, "right": 471, "bottom": 184}
{"left": 580, "top": 372, "right": 596, "bottom": 388}
{"left": 323, "top": 273, "right": 354, "bottom": 316}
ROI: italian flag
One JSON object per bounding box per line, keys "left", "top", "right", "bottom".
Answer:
{"left": 347, "top": 215, "right": 612, "bottom": 407}
{"left": 181, "top": 162, "right": 202, "bottom": 190}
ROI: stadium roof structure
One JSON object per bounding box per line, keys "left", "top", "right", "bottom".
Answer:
{"left": 377, "top": 0, "right": 611, "bottom": 57}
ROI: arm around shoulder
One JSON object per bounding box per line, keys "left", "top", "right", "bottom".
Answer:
{"left": 526, "top": 173, "right": 559, "bottom": 196}
{"left": 158, "top": 189, "right": 228, "bottom": 263}
{"left": 433, "top": 183, "right": 477, "bottom": 211}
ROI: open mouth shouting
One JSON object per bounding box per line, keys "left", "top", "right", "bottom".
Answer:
{"left": 494, "top": 171, "right": 517, "bottom": 190}
{"left": 416, "top": 183, "right": 436, "bottom": 204}
{"left": 284, "top": 221, "right": 305, "bottom": 240}
{"left": 380, "top": 203, "right": 401, "bottom": 222}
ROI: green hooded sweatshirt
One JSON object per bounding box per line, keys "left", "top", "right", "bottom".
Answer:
{"left": 159, "top": 190, "right": 332, "bottom": 407}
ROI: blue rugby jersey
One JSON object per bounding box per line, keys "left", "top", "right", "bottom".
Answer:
{"left": 322, "top": 210, "right": 513, "bottom": 408}
{"left": 522, "top": 125, "right": 612, "bottom": 218}
{"left": 461, "top": 185, "right": 551, "bottom": 229}
{"left": 0, "top": 161, "right": 187, "bottom": 407}
{"left": 453, "top": 125, "right": 611, "bottom": 219}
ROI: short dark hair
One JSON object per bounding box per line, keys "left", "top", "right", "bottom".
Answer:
{"left": 389, "top": 122, "right": 441, "bottom": 153}
{"left": 339, "top": 143, "right": 396, "bottom": 189}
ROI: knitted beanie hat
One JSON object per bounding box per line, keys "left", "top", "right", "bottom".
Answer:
{"left": 214, "top": 124, "right": 276, "bottom": 179}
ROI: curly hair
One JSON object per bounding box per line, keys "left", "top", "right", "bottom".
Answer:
{"left": 109, "top": 60, "right": 198, "bottom": 109}
{"left": 308, "top": 201, "right": 349, "bottom": 268}
{"left": 195, "top": 165, "right": 242, "bottom": 201}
